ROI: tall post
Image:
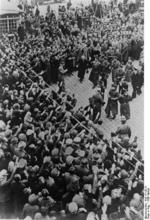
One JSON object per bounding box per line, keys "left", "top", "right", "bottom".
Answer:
{"left": 7, "top": 16, "right": 9, "bottom": 33}
{"left": 91, "top": 0, "right": 94, "bottom": 7}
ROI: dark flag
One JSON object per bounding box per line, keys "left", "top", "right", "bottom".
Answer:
{"left": 91, "top": 0, "right": 94, "bottom": 7}
{"left": 35, "top": 7, "right": 40, "bottom": 17}
{"left": 95, "top": 3, "right": 103, "bottom": 18}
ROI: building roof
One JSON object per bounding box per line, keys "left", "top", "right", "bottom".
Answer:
{"left": 0, "top": 0, "right": 20, "bottom": 15}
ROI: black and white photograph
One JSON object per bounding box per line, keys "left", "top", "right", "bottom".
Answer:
{"left": 0, "top": 0, "right": 145, "bottom": 219}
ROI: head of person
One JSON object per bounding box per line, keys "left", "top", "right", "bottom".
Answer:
{"left": 0, "top": 169, "right": 8, "bottom": 186}
{"left": 34, "top": 212, "right": 42, "bottom": 220}
{"left": 111, "top": 187, "right": 122, "bottom": 199}
{"left": 40, "top": 206, "right": 48, "bottom": 216}
{"left": 97, "top": 87, "right": 101, "bottom": 94}
{"left": 86, "top": 212, "right": 99, "bottom": 220}
{"left": 111, "top": 84, "right": 117, "bottom": 91}
{"left": 41, "top": 188, "right": 49, "bottom": 198}
{"left": 68, "top": 202, "right": 78, "bottom": 214}
{"left": 121, "top": 115, "right": 126, "bottom": 124}
{"left": 28, "top": 194, "right": 38, "bottom": 206}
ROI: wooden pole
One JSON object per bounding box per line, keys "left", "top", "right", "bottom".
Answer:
{"left": 7, "top": 16, "right": 9, "bottom": 33}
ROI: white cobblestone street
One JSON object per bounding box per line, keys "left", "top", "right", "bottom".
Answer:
{"left": 49, "top": 67, "right": 144, "bottom": 155}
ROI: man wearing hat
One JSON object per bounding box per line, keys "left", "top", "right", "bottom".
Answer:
{"left": 119, "top": 88, "right": 132, "bottom": 120}
{"left": 22, "top": 194, "right": 39, "bottom": 219}
{"left": 90, "top": 88, "right": 105, "bottom": 123}
{"left": 58, "top": 201, "right": 87, "bottom": 220}
{"left": 77, "top": 52, "right": 88, "bottom": 82}
{"left": 11, "top": 173, "right": 26, "bottom": 216}
{"left": 136, "top": 68, "right": 144, "bottom": 96}
{"left": 58, "top": 60, "right": 67, "bottom": 94}
{"left": 89, "top": 55, "right": 101, "bottom": 88}
{"left": 131, "top": 69, "right": 139, "bottom": 99}
{"left": 115, "top": 116, "right": 132, "bottom": 144}
{"left": 75, "top": 158, "right": 90, "bottom": 180}
{"left": 105, "top": 84, "right": 119, "bottom": 119}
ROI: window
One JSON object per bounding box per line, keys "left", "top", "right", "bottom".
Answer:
{"left": 0, "top": 16, "right": 19, "bottom": 35}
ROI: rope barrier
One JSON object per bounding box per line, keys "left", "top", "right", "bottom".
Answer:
{"left": 111, "top": 141, "right": 144, "bottom": 175}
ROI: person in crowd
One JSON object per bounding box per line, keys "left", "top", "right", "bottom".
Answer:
{"left": 136, "top": 68, "right": 144, "bottom": 95}
{"left": 114, "top": 115, "right": 132, "bottom": 145}
{"left": 18, "top": 22, "right": 26, "bottom": 41}
{"left": 90, "top": 88, "right": 105, "bottom": 124}
{"left": 131, "top": 69, "right": 139, "bottom": 99}
{"left": 131, "top": 66, "right": 144, "bottom": 99}
{"left": 89, "top": 55, "right": 101, "bottom": 88}
{"left": 58, "top": 60, "right": 67, "bottom": 94}
{"left": 0, "top": 159, "right": 18, "bottom": 218}
{"left": 119, "top": 89, "right": 132, "bottom": 120}
{"left": 105, "top": 84, "right": 119, "bottom": 119}
{"left": 11, "top": 173, "right": 26, "bottom": 216}
{"left": 125, "top": 59, "right": 134, "bottom": 83}
{"left": 77, "top": 52, "right": 88, "bottom": 82}
{"left": 22, "top": 194, "right": 40, "bottom": 219}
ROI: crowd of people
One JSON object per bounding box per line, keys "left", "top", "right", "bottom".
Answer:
{"left": 0, "top": 0, "right": 144, "bottom": 219}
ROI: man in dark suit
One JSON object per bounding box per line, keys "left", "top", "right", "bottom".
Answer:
{"left": 18, "top": 22, "right": 25, "bottom": 41}
{"left": 90, "top": 88, "right": 105, "bottom": 123}
{"left": 77, "top": 54, "right": 87, "bottom": 82}
{"left": 131, "top": 69, "right": 140, "bottom": 98}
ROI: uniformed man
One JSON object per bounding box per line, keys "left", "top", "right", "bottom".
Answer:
{"left": 90, "top": 88, "right": 105, "bottom": 123}
{"left": 115, "top": 115, "right": 131, "bottom": 143}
